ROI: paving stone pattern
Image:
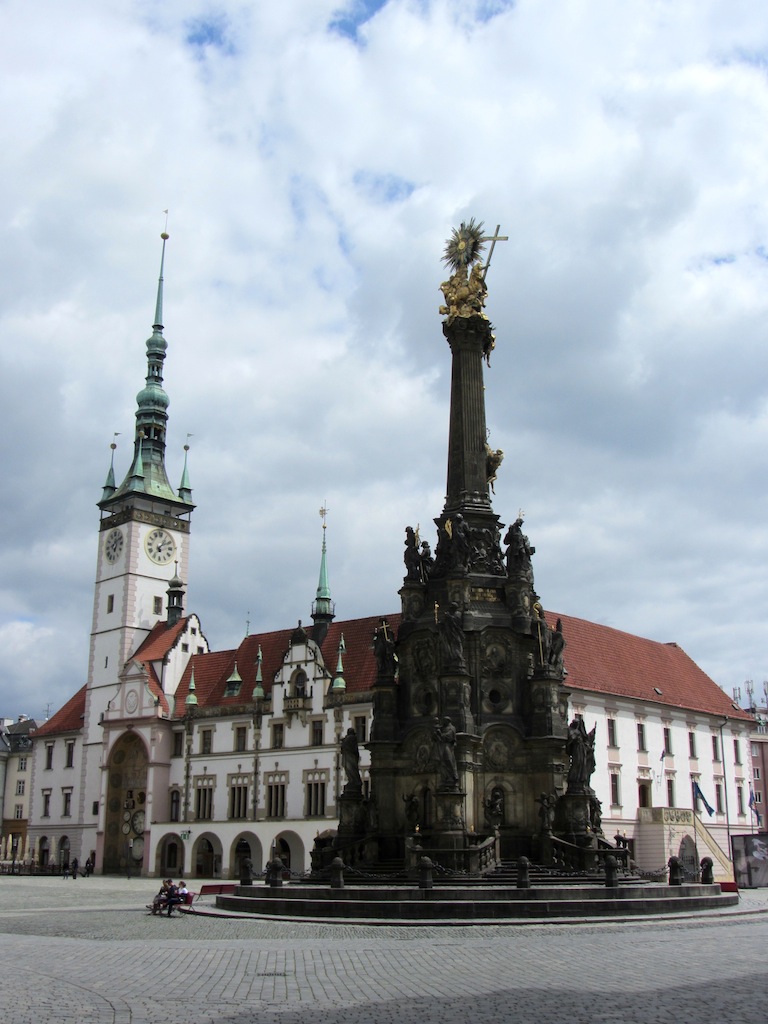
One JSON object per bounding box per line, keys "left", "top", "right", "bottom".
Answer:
{"left": 2, "top": 877, "right": 767, "bottom": 1023}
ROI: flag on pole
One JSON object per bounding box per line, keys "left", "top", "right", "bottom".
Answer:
{"left": 660, "top": 748, "right": 666, "bottom": 761}
{"left": 749, "top": 787, "right": 763, "bottom": 828}
{"left": 693, "top": 781, "right": 714, "bottom": 816}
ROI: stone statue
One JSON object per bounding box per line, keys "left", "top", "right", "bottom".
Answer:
{"left": 450, "top": 514, "right": 472, "bottom": 572}
{"left": 404, "top": 526, "right": 422, "bottom": 581}
{"left": 440, "top": 602, "right": 466, "bottom": 671}
{"left": 485, "top": 786, "right": 504, "bottom": 826}
{"left": 373, "top": 620, "right": 397, "bottom": 676}
{"left": 566, "top": 717, "right": 596, "bottom": 792}
{"left": 589, "top": 794, "right": 603, "bottom": 834}
{"left": 434, "top": 717, "right": 459, "bottom": 790}
{"left": 504, "top": 517, "right": 535, "bottom": 583}
{"left": 548, "top": 618, "right": 565, "bottom": 672}
{"left": 240, "top": 856, "right": 253, "bottom": 884}
{"left": 403, "top": 792, "right": 419, "bottom": 828}
{"left": 485, "top": 443, "right": 504, "bottom": 494}
{"left": 536, "top": 792, "right": 556, "bottom": 833}
{"left": 419, "top": 541, "right": 434, "bottom": 581}
{"left": 340, "top": 728, "right": 362, "bottom": 792}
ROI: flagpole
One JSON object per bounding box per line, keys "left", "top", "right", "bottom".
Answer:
{"left": 692, "top": 802, "right": 700, "bottom": 880}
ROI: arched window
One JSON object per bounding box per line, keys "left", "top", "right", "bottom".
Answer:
{"left": 294, "top": 671, "right": 307, "bottom": 698}
{"left": 170, "top": 790, "right": 181, "bottom": 822}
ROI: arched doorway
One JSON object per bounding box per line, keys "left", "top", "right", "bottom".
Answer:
{"left": 638, "top": 782, "right": 652, "bottom": 808}
{"left": 156, "top": 835, "right": 184, "bottom": 877}
{"left": 270, "top": 831, "right": 305, "bottom": 874}
{"left": 39, "top": 836, "right": 50, "bottom": 868}
{"left": 58, "top": 836, "right": 70, "bottom": 869}
{"left": 195, "top": 837, "right": 215, "bottom": 877}
{"left": 678, "top": 835, "right": 698, "bottom": 880}
{"left": 103, "top": 732, "right": 148, "bottom": 874}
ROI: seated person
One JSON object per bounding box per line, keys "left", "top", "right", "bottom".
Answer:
{"left": 165, "top": 881, "right": 181, "bottom": 916}
{"left": 148, "top": 879, "right": 171, "bottom": 915}
{"left": 177, "top": 880, "right": 190, "bottom": 904}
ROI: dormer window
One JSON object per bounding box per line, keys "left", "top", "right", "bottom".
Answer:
{"left": 293, "top": 671, "right": 307, "bottom": 698}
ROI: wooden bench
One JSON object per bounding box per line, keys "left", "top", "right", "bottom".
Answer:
{"left": 183, "top": 883, "right": 236, "bottom": 912}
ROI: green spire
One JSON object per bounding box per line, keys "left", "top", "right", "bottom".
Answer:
{"left": 178, "top": 442, "right": 192, "bottom": 503}
{"left": 101, "top": 440, "right": 118, "bottom": 501}
{"left": 311, "top": 505, "right": 335, "bottom": 642}
{"left": 331, "top": 633, "right": 346, "bottom": 693}
{"left": 99, "top": 231, "right": 194, "bottom": 514}
{"left": 252, "top": 645, "right": 264, "bottom": 700}
{"left": 185, "top": 667, "right": 198, "bottom": 707}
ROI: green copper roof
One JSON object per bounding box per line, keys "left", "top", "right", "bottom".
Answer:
{"left": 311, "top": 512, "right": 335, "bottom": 622}
{"left": 99, "top": 233, "right": 194, "bottom": 513}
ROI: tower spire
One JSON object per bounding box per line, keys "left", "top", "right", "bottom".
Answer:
{"left": 311, "top": 504, "right": 335, "bottom": 644}
{"left": 99, "top": 229, "right": 194, "bottom": 514}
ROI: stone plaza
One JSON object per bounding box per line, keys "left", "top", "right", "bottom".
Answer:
{"left": 2, "top": 876, "right": 767, "bottom": 1023}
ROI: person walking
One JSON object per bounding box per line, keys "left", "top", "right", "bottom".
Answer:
{"left": 71, "top": 857, "right": 78, "bottom": 879}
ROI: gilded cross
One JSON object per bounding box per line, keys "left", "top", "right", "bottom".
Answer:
{"left": 481, "top": 224, "right": 508, "bottom": 280}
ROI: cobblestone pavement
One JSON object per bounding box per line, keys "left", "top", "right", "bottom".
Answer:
{"left": 2, "top": 877, "right": 767, "bottom": 1023}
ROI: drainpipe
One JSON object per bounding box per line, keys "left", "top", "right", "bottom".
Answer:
{"left": 719, "top": 717, "right": 732, "bottom": 861}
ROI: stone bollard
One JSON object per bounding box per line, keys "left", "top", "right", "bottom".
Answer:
{"left": 330, "top": 856, "right": 345, "bottom": 890}
{"left": 418, "top": 856, "right": 433, "bottom": 890}
{"left": 604, "top": 854, "right": 618, "bottom": 888}
{"left": 517, "top": 856, "right": 531, "bottom": 889}
{"left": 667, "top": 855, "right": 683, "bottom": 886}
{"left": 700, "top": 857, "right": 714, "bottom": 885}
{"left": 266, "top": 858, "right": 284, "bottom": 887}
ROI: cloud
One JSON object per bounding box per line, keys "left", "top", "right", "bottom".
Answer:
{"left": 2, "top": 0, "right": 768, "bottom": 718}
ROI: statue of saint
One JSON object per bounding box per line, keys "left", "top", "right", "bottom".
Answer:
{"left": 504, "top": 517, "right": 535, "bottom": 584}
{"left": 440, "top": 602, "right": 466, "bottom": 671}
{"left": 372, "top": 620, "right": 397, "bottom": 676}
{"left": 340, "top": 728, "right": 362, "bottom": 792}
{"left": 566, "top": 717, "right": 596, "bottom": 792}
{"left": 434, "top": 717, "right": 459, "bottom": 790}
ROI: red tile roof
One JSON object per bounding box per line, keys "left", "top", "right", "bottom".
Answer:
{"left": 34, "top": 685, "right": 87, "bottom": 737}
{"left": 549, "top": 611, "right": 753, "bottom": 721}
{"left": 174, "top": 614, "right": 401, "bottom": 710}
{"left": 132, "top": 616, "right": 191, "bottom": 663}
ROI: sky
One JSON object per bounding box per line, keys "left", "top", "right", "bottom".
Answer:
{"left": 2, "top": 0, "right": 768, "bottom": 721}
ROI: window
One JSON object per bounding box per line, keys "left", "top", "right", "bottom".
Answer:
{"left": 42, "top": 792, "right": 51, "bottom": 818}
{"left": 170, "top": 790, "right": 181, "bottom": 822}
{"left": 607, "top": 719, "right": 617, "bottom": 747}
{"left": 306, "top": 779, "right": 326, "bottom": 817}
{"left": 194, "top": 779, "right": 213, "bottom": 820}
{"left": 715, "top": 783, "right": 723, "bottom": 814}
{"left": 666, "top": 778, "right": 675, "bottom": 808}
{"left": 311, "top": 721, "right": 323, "bottom": 746}
{"left": 200, "top": 729, "right": 212, "bottom": 755}
{"left": 235, "top": 726, "right": 247, "bottom": 753}
{"left": 610, "top": 773, "right": 621, "bottom": 807}
{"left": 713, "top": 735, "right": 721, "bottom": 762}
{"left": 266, "top": 774, "right": 287, "bottom": 817}
{"left": 228, "top": 776, "right": 249, "bottom": 819}
{"left": 734, "top": 739, "right": 742, "bottom": 765}
{"left": 737, "top": 785, "right": 744, "bottom": 815}
{"left": 65, "top": 740, "right": 75, "bottom": 768}
{"left": 172, "top": 732, "right": 184, "bottom": 757}
{"left": 45, "top": 744, "right": 53, "bottom": 770}
{"left": 181, "top": 643, "right": 189, "bottom": 654}
{"left": 354, "top": 716, "right": 367, "bottom": 743}
{"left": 755, "top": 767, "right": 761, "bottom": 781}
{"left": 756, "top": 792, "right": 763, "bottom": 804}
{"left": 753, "top": 743, "right": 760, "bottom": 757}
{"left": 191, "top": 627, "right": 197, "bottom": 635}
{"left": 107, "top": 594, "right": 114, "bottom": 613}
{"left": 18, "top": 756, "right": 27, "bottom": 771}
{"left": 272, "top": 724, "right": 284, "bottom": 750}
{"left": 197, "top": 646, "right": 205, "bottom": 655}
{"left": 153, "top": 596, "right": 163, "bottom": 615}
{"left": 294, "top": 671, "right": 307, "bottom": 698}
{"left": 663, "top": 728, "right": 672, "bottom": 756}
{"left": 62, "top": 791, "right": 72, "bottom": 817}
{"left": 636, "top": 723, "right": 646, "bottom": 752}
{"left": 15, "top": 779, "right": 25, "bottom": 796}
{"left": 14, "top": 804, "right": 23, "bottom": 820}
{"left": 92, "top": 801, "right": 99, "bottom": 815}
{"left": 688, "top": 732, "right": 697, "bottom": 758}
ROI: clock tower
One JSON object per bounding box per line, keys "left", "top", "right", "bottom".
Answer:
{"left": 89, "top": 232, "right": 194, "bottom": 694}
{"left": 79, "top": 234, "right": 196, "bottom": 850}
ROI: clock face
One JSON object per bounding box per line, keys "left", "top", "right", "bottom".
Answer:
{"left": 104, "top": 528, "right": 124, "bottom": 564}
{"left": 145, "top": 528, "right": 175, "bottom": 564}
{"left": 131, "top": 810, "right": 146, "bottom": 835}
